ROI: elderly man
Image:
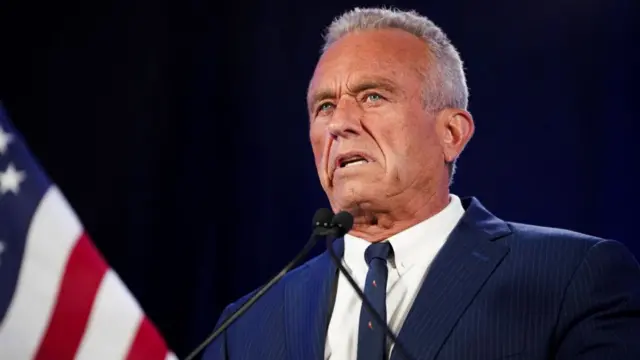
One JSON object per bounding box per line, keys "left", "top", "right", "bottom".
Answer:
{"left": 203, "top": 7, "right": 640, "bottom": 360}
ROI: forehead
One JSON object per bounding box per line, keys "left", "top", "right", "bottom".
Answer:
{"left": 307, "top": 29, "right": 431, "bottom": 101}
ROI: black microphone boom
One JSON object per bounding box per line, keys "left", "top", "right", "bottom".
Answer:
{"left": 183, "top": 208, "right": 334, "bottom": 360}
{"left": 327, "top": 211, "right": 415, "bottom": 360}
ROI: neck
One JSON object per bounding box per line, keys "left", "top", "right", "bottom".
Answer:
{"left": 347, "top": 187, "right": 450, "bottom": 243}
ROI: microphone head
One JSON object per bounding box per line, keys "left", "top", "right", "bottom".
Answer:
{"left": 331, "top": 211, "right": 354, "bottom": 236}
{"left": 312, "top": 208, "right": 334, "bottom": 229}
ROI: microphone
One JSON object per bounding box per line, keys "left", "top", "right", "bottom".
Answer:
{"left": 326, "top": 211, "right": 415, "bottom": 360}
{"left": 183, "top": 208, "right": 335, "bottom": 360}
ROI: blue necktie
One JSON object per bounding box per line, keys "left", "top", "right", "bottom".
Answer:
{"left": 357, "top": 241, "right": 393, "bottom": 360}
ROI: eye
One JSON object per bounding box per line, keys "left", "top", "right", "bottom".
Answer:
{"left": 317, "top": 102, "right": 334, "bottom": 114}
{"left": 364, "top": 93, "right": 384, "bottom": 102}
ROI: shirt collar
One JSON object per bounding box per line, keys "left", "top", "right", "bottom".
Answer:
{"left": 343, "top": 194, "right": 465, "bottom": 274}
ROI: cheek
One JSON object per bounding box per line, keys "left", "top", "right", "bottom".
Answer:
{"left": 405, "top": 125, "right": 442, "bottom": 173}
{"left": 309, "top": 126, "right": 327, "bottom": 167}
{"left": 381, "top": 118, "right": 438, "bottom": 168}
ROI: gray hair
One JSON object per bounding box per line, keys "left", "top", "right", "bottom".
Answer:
{"left": 321, "top": 7, "right": 469, "bottom": 112}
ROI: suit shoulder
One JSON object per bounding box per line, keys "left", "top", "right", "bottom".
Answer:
{"left": 506, "top": 221, "right": 605, "bottom": 248}
{"left": 502, "top": 221, "right": 638, "bottom": 270}
{"left": 221, "top": 251, "right": 328, "bottom": 313}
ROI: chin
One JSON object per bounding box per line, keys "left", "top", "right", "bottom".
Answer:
{"left": 330, "top": 181, "right": 380, "bottom": 212}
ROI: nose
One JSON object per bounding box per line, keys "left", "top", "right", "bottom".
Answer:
{"left": 327, "top": 98, "right": 362, "bottom": 140}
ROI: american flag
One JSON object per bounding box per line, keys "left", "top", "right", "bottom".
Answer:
{"left": 0, "top": 104, "right": 178, "bottom": 360}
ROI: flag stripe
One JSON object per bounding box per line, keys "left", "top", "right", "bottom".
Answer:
{"left": 75, "top": 270, "right": 143, "bottom": 359}
{"left": 0, "top": 107, "right": 177, "bottom": 360}
{"left": 126, "top": 317, "right": 169, "bottom": 360}
{"left": 0, "top": 186, "right": 82, "bottom": 358}
{"left": 34, "top": 233, "right": 109, "bottom": 359}
{"left": 166, "top": 352, "right": 179, "bottom": 360}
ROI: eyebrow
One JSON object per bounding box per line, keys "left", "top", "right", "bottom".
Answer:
{"left": 307, "top": 76, "right": 400, "bottom": 112}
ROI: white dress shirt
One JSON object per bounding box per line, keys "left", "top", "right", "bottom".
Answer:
{"left": 324, "top": 194, "right": 465, "bottom": 360}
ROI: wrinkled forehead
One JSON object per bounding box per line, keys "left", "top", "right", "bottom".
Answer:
{"left": 307, "top": 29, "right": 431, "bottom": 104}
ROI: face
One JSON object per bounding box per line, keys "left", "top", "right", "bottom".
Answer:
{"left": 307, "top": 29, "right": 469, "bottom": 214}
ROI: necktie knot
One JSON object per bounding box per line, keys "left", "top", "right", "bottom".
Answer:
{"left": 364, "top": 242, "right": 392, "bottom": 265}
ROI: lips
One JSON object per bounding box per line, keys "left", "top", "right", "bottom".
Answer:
{"left": 340, "top": 157, "right": 368, "bottom": 168}
{"left": 331, "top": 151, "right": 372, "bottom": 177}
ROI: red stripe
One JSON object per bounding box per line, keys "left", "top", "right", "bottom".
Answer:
{"left": 125, "top": 317, "right": 169, "bottom": 360}
{"left": 34, "top": 232, "right": 109, "bottom": 359}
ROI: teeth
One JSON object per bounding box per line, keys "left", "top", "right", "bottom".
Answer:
{"left": 343, "top": 159, "right": 368, "bottom": 168}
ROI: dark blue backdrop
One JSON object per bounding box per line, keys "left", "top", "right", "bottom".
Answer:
{"left": 0, "top": 0, "right": 638, "bottom": 357}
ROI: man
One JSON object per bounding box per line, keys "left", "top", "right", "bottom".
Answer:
{"left": 203, "top": 7, "right": 640, "bottom": 360}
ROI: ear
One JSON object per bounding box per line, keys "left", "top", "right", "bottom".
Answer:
{"left": 436, "top": 108, "right": 475, "bottom": 163}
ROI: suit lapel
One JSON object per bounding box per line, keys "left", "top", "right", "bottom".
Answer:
{"left": 284, "top": 238, "right": 343, "bottom": 360}
{"left": 390, "top": 198, "right": 512, "bottom": 360}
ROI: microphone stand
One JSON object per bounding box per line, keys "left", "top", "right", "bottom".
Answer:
{"left": 183, "top": 221, "right": 333, "bottom": 360}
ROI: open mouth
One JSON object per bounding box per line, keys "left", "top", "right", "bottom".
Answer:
{"left": 338, "top": 154, "right": 370, "bottom": 169}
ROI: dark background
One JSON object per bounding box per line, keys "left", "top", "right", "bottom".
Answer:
{"left": 0, "top": 0, "right": 638, "bottom": 357}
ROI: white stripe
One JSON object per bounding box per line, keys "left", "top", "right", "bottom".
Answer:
{"left": 165, "top": 352, "right": 179, "bottom": 360}
{"left": 0, "top": 186, "right": 83, "bottom": 358}
{"left": 75, "top": 270, "right": 143, "bottom": 359}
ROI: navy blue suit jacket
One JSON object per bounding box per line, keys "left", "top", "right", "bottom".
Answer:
{"left": 202, "top": 197, "right": 640, "bottom": 359}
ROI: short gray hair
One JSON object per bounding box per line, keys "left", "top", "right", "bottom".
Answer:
{"left": 322, "top": 7, "right": 469, "bottom": 112}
